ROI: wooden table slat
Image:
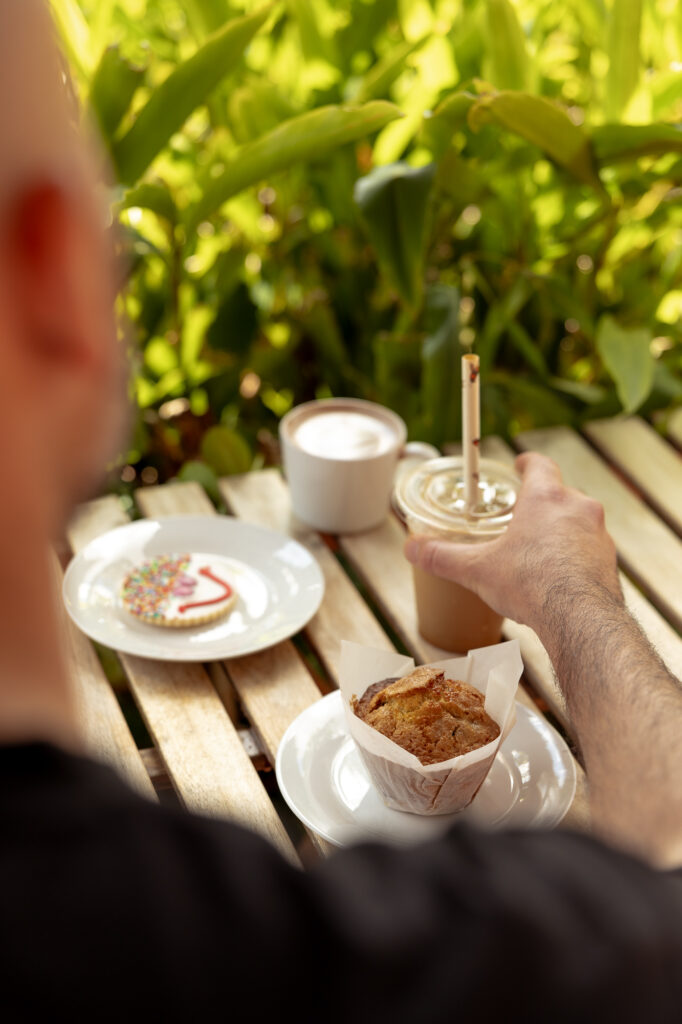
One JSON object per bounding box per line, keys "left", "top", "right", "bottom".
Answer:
{"left": 57, "top": 570, "right": 156, "bottom": 799}
{"left": 118, "top": 651, "right": 295, "bottom": 858}
{"left": 516, "top": 426, "right": 682, "bottom": 633}
{"left": 583, "top": 416, "right": 682, "bottom": 536}
{"left": 62, "top": 497, "right": 157, "bottom": 795}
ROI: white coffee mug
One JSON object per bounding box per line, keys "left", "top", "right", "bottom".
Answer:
{"left": 279, "top": 397, "right": 437, "bottom": 534}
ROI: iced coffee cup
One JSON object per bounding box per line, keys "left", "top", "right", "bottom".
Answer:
{"left": 394, "top": 456, "right": 520, "bottom": 653}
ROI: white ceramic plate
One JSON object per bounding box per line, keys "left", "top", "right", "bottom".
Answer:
{"left": 276, "top": 691, "right": 576, "bottom": 847}
{"left": 63, "top": 516, "right": 325, "bottom": 661}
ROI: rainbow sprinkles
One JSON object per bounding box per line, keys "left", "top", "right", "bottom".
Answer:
{"left": 121, "top": 553, "right": 237, "bottom": 628}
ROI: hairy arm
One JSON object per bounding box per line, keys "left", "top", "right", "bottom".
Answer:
{"left": 405, "top": 452, "right": 682, "bottom": 867}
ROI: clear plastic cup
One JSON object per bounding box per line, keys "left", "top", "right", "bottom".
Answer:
{"left": 394, "top": 456, "right": 520, "bottom": 652}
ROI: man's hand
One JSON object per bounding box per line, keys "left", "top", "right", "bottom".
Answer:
{"left": 405, "top": 451, "right": 682, "bottom": 867}
{"left": 404, "top": 452, "right": 623, "bottom": 638}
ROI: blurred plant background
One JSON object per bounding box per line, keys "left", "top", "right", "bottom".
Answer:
{"left": 51, "top": 0, "right": 682, "bottom": 496}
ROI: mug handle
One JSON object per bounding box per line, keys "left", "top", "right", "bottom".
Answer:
{"left": 401, "top": 441, "right": 440, "bottom": 461}
{"left": 391, "top": 441, "right": 441, "bottom": 524}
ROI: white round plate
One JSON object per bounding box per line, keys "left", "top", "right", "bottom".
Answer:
{"left": 276, "top": 691, "right": 576, "bottom": 847}
{"left": 63, "top": 516, "right": 325, "bottom": 661}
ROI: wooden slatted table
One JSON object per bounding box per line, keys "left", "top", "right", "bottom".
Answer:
{"left": 62, "top": 415, "right": 682, "bottom": 862}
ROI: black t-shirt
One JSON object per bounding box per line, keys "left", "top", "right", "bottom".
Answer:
{"left": 1, "top": 743, "right": 681, "bottom": 1021}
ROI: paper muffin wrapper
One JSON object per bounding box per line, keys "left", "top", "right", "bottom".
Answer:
{"left": 339, "top": 640, "right": 523, "bottom": 816}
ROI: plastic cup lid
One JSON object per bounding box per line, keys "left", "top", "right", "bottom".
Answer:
{"left": 394, "top": 455, "right": 520, "bottom": 535}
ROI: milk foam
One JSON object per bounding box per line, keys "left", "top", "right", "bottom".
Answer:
{"left": 292, "top": 410, "right": 397, "bottom": 460}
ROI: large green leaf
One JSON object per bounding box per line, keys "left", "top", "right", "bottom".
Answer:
{"left": 190, "top": 101, "right": 403, "bottom": 226}
{"left": 354, "top": 161, "right": 436, "bottom": 310}
{"left": 605, "top": 0, "right": 642, "bottom": 121}
{"left": 596, "top": 315, "right": 654, "bottom": 414}
{"left": 469, "top": 91, "right": 603, "bottom": 190}
{"left": 484, "top": 0, "right": 530, "bottom": 91}
{"left": 112, "top": 5, "right": 272, "bottom": 184}
{"left": 89, "top": 46, "right": 145, "bottom": 143}
{"left": 591, "top": 123, "right": 682, "bottom": 165}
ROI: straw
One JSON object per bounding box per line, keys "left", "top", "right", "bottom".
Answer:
{"left": 462, "top": 353, "right": 480, "bottom": 511}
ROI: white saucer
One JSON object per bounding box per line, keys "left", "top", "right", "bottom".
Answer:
{"left": 276, "top": 691, "right": 576, "bottom": 847}
{"left": 63, "top": 516, "right": 325, "bottom": 661}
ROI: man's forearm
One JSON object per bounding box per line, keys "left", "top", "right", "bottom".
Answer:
{"left": 537, "top": 588, "right": 682, "bottom": 867}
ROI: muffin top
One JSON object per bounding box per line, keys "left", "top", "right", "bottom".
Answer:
{"left": 351, "top": 666, "right": 500, "bottom": 766}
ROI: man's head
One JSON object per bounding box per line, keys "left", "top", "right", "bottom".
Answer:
{"left": 0, "top": 0, "right": 127, "bottom": 532}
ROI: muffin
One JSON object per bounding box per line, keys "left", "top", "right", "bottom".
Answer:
{"left": 351, "top": 666, "right": 500, "bottom": 766}
{"left": 346, "top": 661, "right": 511, "bottom": 816}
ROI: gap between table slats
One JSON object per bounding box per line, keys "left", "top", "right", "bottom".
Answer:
{"left": 67, "top": 490, "right": 297, "bottom": 863}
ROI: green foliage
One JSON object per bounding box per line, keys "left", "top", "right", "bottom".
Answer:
{"left": 596, "top": 316, "right": 654, "bottom": 414}
{"left": 191, "top": 101, "right": 403, "bottom": 226}
{"left": 354, "top": 161, "right": 436, "bottom": 310}
{"left": 50, "top": 0, "right": 682, "bottom": 489}
{"left": 113, "top": 5, "right": 273, "bottom": 182}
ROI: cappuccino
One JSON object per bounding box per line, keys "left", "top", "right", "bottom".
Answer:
{"left": 279, "top": 398, "right": 407, "bottom": 533}
{"left": 291, "top": 409, "right": 398, "bottom": 460}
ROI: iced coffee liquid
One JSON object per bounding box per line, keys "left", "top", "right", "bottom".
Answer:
{"left": 412, "top": 566, "right": 503, "bottom": 652}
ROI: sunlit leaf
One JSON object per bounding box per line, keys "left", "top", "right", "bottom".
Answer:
{"left": 200, "top": 425, "right": 252, "bottom": 475}
{"left": 398, "top": 0, "right": 434, "bottom": 41}
{"left": 484, "top": 0, "right": 530, "bottom": 91}
{"left": 605, "top": 0, "right": 643, "bottom": 121}
{"left": 420, "top": 91, "right": 476, "bottom": 157}
{"left": 590, "top": 123, "right": 682, "bottom": 165}
{"left": 112, "top": 5, "right": 273, "bottom": 183}
{"left": 190, "top": 101, "right": 403, "bottom": 226}
{"left": 549, "top": 377, "right": 607, "bottom": 405}
{"left": 469, "top": 90, "right": 603, "bottom": 190}
{"left": 183, "top": 0, "right": 232, "bottom": 38}
{"left": 354, "top": 161, "right": 436, "bottom": 309}
{"left": 89, "top": 46, "right": 145, "bottom": 144}
{"left": 120, "top": 184, "right": 177, "bottom": 224}
{"left": 145, "top": 338, "right": 179, "bottom": 377}
{"left": 596, "top": 315, "right": 654, "bottom": 414}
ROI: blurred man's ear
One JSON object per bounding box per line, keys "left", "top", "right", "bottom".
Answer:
{"left": 8, "top": 180, "right": 110, "bottom": 370}
{"left": 0, "top": 178, "right": 128, "bottom": 527}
